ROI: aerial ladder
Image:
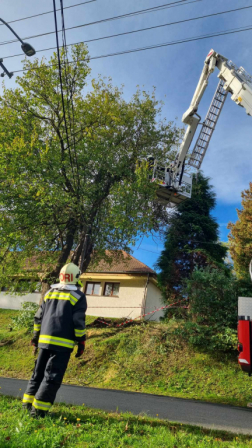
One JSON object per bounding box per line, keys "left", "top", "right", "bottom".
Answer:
{"left": 150, "top": 49, "right": 252, "bottom": 206}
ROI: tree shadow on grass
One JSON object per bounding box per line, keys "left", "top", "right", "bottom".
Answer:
{"left": 51, "top": 404, "right": 252, "bottom": 443}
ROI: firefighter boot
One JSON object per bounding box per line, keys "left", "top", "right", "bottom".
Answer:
{"left": 30, "top": 406, "right": 47, "bottom": 418}
{"left": 22, "top": 403, "right": 32, "bottom": 412}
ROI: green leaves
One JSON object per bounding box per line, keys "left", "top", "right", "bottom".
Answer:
{"left": 182, "top": 265, "right": 250, "bottom": 332}
{"left": 0, "top": 44, "right": 181, "bottom": 285}
{"left": 11, "top": 302, "right": 39, "bottom": 331}
{"left": 228, "top": 182, "right": 252, "bottom": 279}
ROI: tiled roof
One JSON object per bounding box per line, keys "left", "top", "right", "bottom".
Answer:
{"left": 87, "top": 250, "right": 156, "bottom": 275}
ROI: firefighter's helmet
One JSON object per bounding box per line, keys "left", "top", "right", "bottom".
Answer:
{"left": 59, "top": 263, "right": 81, "bottom": 285}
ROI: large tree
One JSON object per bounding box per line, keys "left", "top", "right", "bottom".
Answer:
{"left": 0, "top": 44, "right": 181, "bottom": 296}
{"left": 156, "top": 172, "right": 227, "bottom": 299}
{"left": 228, "top": 183, "right": 252, "bottom": 279}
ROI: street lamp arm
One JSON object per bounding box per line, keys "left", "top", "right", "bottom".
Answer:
{"left": 0, "top": 59, "right": 13, "bottom": 78}
{"left": 0, "top": 17, "right": 24, "bottom": 44}
{"left": 0, "top": 17, "right": 35, "bottom": 57}
{"left": 0, "top": 16, "right": 35, "bottom": 78}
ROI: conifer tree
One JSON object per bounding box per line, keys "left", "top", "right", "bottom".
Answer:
{"left": 156, "top": 172, "right": 227, "bottom": 299}
{"left": 228, "top": 183, "right": 252, "bottom": 278}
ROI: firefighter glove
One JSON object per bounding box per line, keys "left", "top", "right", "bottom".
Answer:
{"left": 75, "top": 341, "right": 85, "bottom": 358}
{"left": 31, "top": 334, "right": 39, "bottom": 348}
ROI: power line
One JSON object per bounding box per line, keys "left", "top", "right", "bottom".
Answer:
{"left": 0, "top": 0, "right": 96, "bottom": 27}
{"left": 60, "top": 0, "right": 80, "bottom": 191}
{"left": 135, "top": 239, "right": 234, "bottom": 252}
{"left": 12, "top": 24, "right": 252, "bottom": 74}
{"left": 53, "top": 0, "right": 74, "bottom": 180}
{"left": 60, "top": 0, "right": 74, "bottom": 149}
{"left": 4, "top": 5, "right": 252, "bottom": 60}
{"left": 86, "top": 25, "right": 252, "bottom": 61}
{"left": 0, "top": 0, "right": 204, "bottom": 47}
{"left": 136, "top": 248, "right": 162, "bottom": 254}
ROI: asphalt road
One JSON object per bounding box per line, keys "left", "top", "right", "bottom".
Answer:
{"left": 1, "top": 377, "right": 252, "bottom": 435}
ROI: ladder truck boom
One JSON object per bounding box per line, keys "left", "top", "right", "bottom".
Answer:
{"left": 151, "top": 49, "right": 252, "bottom": 206}
{"left": 173, "top": 50, "right": 228, "bottom": 177}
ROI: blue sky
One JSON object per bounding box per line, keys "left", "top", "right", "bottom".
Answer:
{"left": 1, "top": 0, "right": 251, "bottom": 270}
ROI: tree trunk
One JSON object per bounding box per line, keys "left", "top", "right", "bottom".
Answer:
{"left": 71, "top": 232, "right": 93, "bottom": 273}
{"left": 81, "top": 241, "right": 93, "bottom": 273}
{"left": 40, "top": 281, "right": 51, "bottom": 305}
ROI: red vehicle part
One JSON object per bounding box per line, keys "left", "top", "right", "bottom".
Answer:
{"left": 238, "top": 319, "right": 252, "bottom": 376}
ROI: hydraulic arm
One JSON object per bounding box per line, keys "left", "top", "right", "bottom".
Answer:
{"left": 151, "top": 49, "right": 252, "bottom": 206}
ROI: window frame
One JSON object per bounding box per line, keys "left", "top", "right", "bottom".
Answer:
{"left": 103, "top": 282, "right": 120, "bottom": 297}
{"left": 85, "top": 282, "right": 101, "bottom": 296}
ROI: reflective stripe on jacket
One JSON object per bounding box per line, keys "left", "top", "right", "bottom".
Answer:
{"left": 33, "top": 288, "right": 87, "bottom": 351}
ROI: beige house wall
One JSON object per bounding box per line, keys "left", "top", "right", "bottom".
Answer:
{"left": 82, "top": 276, "right": 148, "bottom": 319}
{"left": 0, "top": 275, "right": 164, "bottom": 322}
{"left": 144, "top": 281, "right": 165, "bottom": 321}
{"left": 0, "top": 292, "right": 40, "bottom": 310}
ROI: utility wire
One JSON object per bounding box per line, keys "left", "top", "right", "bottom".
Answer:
{"left": 12, "top": 24, "right": 252, "bottom": 74}
{"left": 0, "top": 0, "right": 96, "bottom": 27}
{"left": 4, "top": 5, "right": 252, "bottom": 60}
{"left": 60, "top": 0, "right": 73, "bottom": 143}
{"left": 53, "top": 0, "right": 75, "bottom": 181}
{"left": 85, "top": 25, "right": 252, "bottom": 61}
{"left": 0, "top": 0, "right": 204, "bottom": 47}
{"left": 60, "top": 0, "right": 73, "bottom": 139}
{"left": 136, "top": 240, "right": 233, "bottom": 252}
{"left": 60, "top": 0, "right": 80, "bottom": 191}
{"left": 136, "top": 248, "right": 162, "bottom": 254}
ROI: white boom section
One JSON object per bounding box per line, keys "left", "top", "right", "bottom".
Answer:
{"left": 172, "top": 50, "right": 227, "bottom": 179}
{"left": 171, "top": 49, "right": 252, "bottom": 185}
{"left": 151, "top": 49, "right": 252, "bottom": 206}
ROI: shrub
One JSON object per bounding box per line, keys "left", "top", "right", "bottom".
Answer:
{"left": 11, "top": 302, "right": 39, "bottom": 331}
{"left": 184, "top": 266, "right": 237, "bottom": 328}
{"left": 173, "top": 322, "right": 237, "bottom": 352}
{"left": 172, "top": 266, "right": 252, "bottom": 352}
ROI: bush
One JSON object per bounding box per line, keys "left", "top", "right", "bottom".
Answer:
{"left": 173, "top": 322, "right": 237, "bottom": 352}
{"left": 236, "top": 276, "right": 252, "bottom": 298}
{"left": 173, "top": 266, "right": 250, "bottom": 352}
{"left": 11, "top": 302, "right": 39, "bottom": 331}
{"left": 184, "top": 266, "right": 237, "bottom": 328}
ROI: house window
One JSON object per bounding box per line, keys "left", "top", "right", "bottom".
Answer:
{"left": 85, "top": 282, "right": 101, "bottom": 296}
{"left": 104, "top": 283, "right": 120, "bottom": 297}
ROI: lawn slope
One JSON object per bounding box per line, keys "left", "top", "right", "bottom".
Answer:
{"left": 0, "top": 309, "right": 251, "bottom": 407}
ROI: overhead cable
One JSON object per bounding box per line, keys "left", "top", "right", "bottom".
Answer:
{"left": 60, "top": 0, "right": 80, "bottom": 190}
{"left": 12, "top": 24, "right": 252, "bottom": 74}
{"left": 0, "top": 0, "right": 204, "bottom": 47}
{"left": 0, "top": 0, "right": 96, "bottom": 27}
{"left": 4, "top": 5, "right": 252, "bottom": 60}
{"left": 52, "top": 0, "right": 71, "bottom": 163}
{"left": 137, "top": 240, "right": 226, "bottom": 252}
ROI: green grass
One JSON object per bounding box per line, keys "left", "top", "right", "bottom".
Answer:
{"left": 0, "top": 309, "right": 251, "bottom": 407}
{"left": 0, "top": 395, "right": 252, "bottom": 448}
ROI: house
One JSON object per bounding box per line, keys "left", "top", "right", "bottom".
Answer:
{"left": 0, "top": 251, "right": 165, "bottom": 322}
{"left": 81, "top": 251, "right": 165, "bottom": 322}
{"left": 0, "top": 288, "right": 41, "bottom": 311}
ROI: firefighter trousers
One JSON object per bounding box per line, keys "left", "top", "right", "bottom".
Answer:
{"left": 23, "top": 348, "right": 71, "bottom": 413}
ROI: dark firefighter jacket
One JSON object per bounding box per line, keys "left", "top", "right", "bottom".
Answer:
{"left": 33, "top": 287, "right": 87, "bottom": 351}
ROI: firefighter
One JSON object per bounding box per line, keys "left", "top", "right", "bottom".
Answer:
{"left": 22, "top": 262, "right": 87, "bottom": 417}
